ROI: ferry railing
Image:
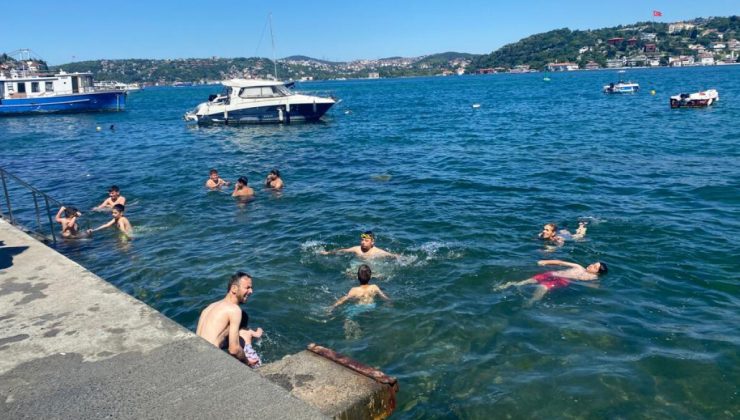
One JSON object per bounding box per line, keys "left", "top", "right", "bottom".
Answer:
{"left": 0, "top": 167, "right": 62, "bottom": 245}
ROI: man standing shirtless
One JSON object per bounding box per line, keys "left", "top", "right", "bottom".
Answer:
{"left": 196, "top": 272, "right": 254, "bottom": 364}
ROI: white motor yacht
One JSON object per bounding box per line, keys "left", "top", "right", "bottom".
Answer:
{"left": 184, "top": 79, "right": 335, "bottom": 124}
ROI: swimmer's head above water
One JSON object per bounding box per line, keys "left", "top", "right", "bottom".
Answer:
{"left": 586, "top": 261, "right": 608, "bottom": 275}
{"left": 63, "top": 206, "right": 81, "bottom": 218}
{"left": 539, "top": 223, "right": 558, "bottom": 240}
{"left": 112, "top": 204, "right": 125, "bottom": 219}
{"left": 358, "top": 264, "right": 372, "bottom": 284}
{"left": 237, "top": 177, "right": 248, "bottom": 187}
{"left": 360, "top": 231, "right": 375, "bottom": 252}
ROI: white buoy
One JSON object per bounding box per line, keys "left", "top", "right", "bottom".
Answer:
{"left": 472, "top": 103, "right": 481, "bottom": 109}
{"left": 96, "top": 126, "right": 101, "bottom": 131}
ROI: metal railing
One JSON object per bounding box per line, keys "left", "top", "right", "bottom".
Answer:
{"left": 0, "top": 167, "right": 62, "bottom": 245}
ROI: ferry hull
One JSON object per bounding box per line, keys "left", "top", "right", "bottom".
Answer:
{"left": 0, "top": 91, "right": 126, "bottom": 115}
{"left": 193, "top": 102, "right": 334, "bottom": 124}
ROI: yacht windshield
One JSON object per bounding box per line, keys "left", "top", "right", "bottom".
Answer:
{"left": 238, "top": 85, "right": 290, "bottom": 98}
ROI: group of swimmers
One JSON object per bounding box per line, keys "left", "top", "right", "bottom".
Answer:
{"left": 205, "top": 168, "right": 284, "bottom": 198}
{"left": 195, "top": 223, "right": 608, "bottom": 367}
{"left": 55, "top": 185, "right": 132, "bottom": 239}
{"left": 54, "top": 169, "right": 607, "bottom": 367}
{"left": 54, "top": 167, "right": 285, "bottom": 241}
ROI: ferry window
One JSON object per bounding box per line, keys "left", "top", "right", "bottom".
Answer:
{"left": 31, "top": 82, "right": 40, "bottom": 92}
{"left": 17, "top": 83, "right": 26, "bottom": 93}
{"left": 45, "top": 82, "right": 54, "bottom": 92}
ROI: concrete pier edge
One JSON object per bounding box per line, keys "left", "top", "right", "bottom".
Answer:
{"left": 0, "top": 218, "right": 328, "bottom": 419}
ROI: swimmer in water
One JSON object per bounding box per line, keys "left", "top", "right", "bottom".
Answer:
{"left": 206, "top": 168, "right": 229, "bottom": 189}
{"left": 539, "top": 221, "right": 587, "bottom": 246}
{"left": 495, "top": 259, "right": 607, "bottom": 306}
{"left": 93, "top": 185, "right": 126, "bottom": 211}
{"left": 87, "top": 203, "right": 133, "bottom": 239}
{"left": 232, "top": 177, "right": 255, "bottom": 198}
{"left": 55, "top": 206, "right": 83, "bottom": 238}
{"left": 321, "top": 231, "right": 399, "bottom": 259}
{"left": 265, "top": 169, "right": 284, "bottom": 190}
{"left": 330, "top": 264, "right": 389, "bottom": 311}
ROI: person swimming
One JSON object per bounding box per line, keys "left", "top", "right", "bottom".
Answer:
{"left": 495, "top": 259, "right": 607, "bottom": 306}
{"left": 55, "top": 206, "right": 83, "bottom": 238}
{"left": 330, "top": 264, "right": 390, "bottom": 311}
{"left": 87, "top": 203, "right": 133, "bottom": 239}
{"left": 265, "top": 169, "right": 284, "bottom": 190}
{"left": 232, "top": 177, "right": 255, "bottom": 198}
{"left": 206, "top": 168, "right": 229, "bottom": 189}
{"left": 321, "top": 231, "right": 399, "bottom": 259}
{"left": 539, "top": 221, "right": 587, "bottom": 246}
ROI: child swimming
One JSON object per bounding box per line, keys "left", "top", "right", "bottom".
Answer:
{"left": 539, "top": 221, "right": 588, "bottom": 246}
{"left": 55, "top": 206, "right": 83, "bottom": 238}
{"left": 330, "top": 264, "right": 390, "bottom": 311}
{"left": 87, "top": 203, "right": 133, "bottom": 239}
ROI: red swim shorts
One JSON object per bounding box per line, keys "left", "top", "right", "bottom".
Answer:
{"left": 533, "top": 272, "right": 570, "bottom": 289}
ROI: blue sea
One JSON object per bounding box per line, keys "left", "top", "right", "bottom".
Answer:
{"left": 1, "top": 66, "right": 739, "bottom": 418}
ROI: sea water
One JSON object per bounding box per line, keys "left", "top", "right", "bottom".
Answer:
{"left": 1, "top": 66, "right": 738, "bottom": 418}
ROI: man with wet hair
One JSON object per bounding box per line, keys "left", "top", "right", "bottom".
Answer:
{"left": 330, "top": 264, "right": 389, "bottom": 310}
{"left": 93, "top": 185, "right": 126, "bottom": 210}
{"left": 232, "top": 176, "right": 255, "bottom": 198}
{"left": 205, "top": 168, "right": 229, "bottom": 189}
{"left": 496, "top": 259, "right": 608, "bottom": 306}
{"left": 321, "top": 231, "right": 399, "bottom": 259}
{"left": 196, "top": 272, "right": 254, "bottom": 364}
{"left": 265, "top": 169, "right": 284, "bottom": 190}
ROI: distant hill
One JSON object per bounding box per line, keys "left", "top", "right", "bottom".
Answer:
{"left": 472, "top": 15, "right": 739, "bottom": 70}
{"left": 6, "top": 15, "right": 737, "bottom": 82}
{"left": 282, "top": 55, "right": 340, "bottom": 65}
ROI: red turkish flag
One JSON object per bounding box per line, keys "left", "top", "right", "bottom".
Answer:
{"left": 653, "top": 10, "right": 663, "bottom": 17}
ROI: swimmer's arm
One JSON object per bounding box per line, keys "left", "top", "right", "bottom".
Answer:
{"left": 538, "top": 260, "right": 581, "bottom": 268}
{"left": 375, "top": 286, "right": 390, "bottom": 300}
{"left": 55, "top": 207, "right": 65, "bottom": 223}
{"left": 118, "top": 196, "right": 127, "bottom": 205}
{"left": 228, "top": 310, "right": 248, "bottom": 363}
{"left": 330, "top": 295, "right": 350, "bottom": 311}
{"left": 321, "top": 247, "right": 353, "bottom": 255}
{"left": 89, "top": 218, "right": 116, "bottom": 233}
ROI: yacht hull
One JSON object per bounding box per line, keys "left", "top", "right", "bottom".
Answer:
{"left": 193, "top": 102, "right": 334, "bottom": 124}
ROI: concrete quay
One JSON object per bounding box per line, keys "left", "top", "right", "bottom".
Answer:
{"left": 0, "top": 218, "right": 327, "bottom": 419}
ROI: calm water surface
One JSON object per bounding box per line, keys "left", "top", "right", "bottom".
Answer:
{"left": 2, "top": 67, "right": 739, "bottom": 418}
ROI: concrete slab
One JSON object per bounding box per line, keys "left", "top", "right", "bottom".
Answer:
{"left": 0, "top": 218, "right": 327, "bottom": 419}
{"left": 260, "top": 346, "right": 398, "bottom": 419}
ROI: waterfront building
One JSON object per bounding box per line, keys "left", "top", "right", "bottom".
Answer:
{"left": 546, "top": 62, "right": 579, "bottom": 72}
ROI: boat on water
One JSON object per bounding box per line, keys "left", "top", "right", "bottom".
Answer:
{"left": 603, "top": 81, "right": 639, "bottom": 94}
{"left": 0, "top": 70, "right": 126, "bottom": 115}
{"left": 94, "top": 80, "right": 141, "bottom": 92}
{"left": 184, "top": 79, "right": 336, "bottom": 124}
{"left": 670, "top": 89, "right": 719, "bottom": 108}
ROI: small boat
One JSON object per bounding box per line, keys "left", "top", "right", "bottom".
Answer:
{"left": 0, "top": 70, "right": 126, "bottom": 115}
{"left": 670, "top": 89, "right": 719, "bottom": 108}
{"left": 603, "top": 81, "right": 639, "bottom": 94}
{"left": 184, "top": 79, "right": 335, "bottom": 124}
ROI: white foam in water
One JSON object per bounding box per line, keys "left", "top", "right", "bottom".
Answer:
{"left": 300, "top": 240, "right": 326, "bottom": 254}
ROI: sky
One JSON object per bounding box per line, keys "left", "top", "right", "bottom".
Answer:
{"left": 3, "top": 0, "right": 738, "bottom": 64}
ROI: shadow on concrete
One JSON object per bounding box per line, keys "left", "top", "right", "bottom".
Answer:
{"left": 0, "top": 241, "right": 29, "bottom": 270}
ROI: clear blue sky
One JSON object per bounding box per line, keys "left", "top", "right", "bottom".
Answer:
{"left": 4, "top": 0, "right": 738, "bottom": 64}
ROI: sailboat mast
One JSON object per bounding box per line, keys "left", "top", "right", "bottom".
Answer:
{"left": 269, "top": 13, "right": 278, "bottom": 80}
